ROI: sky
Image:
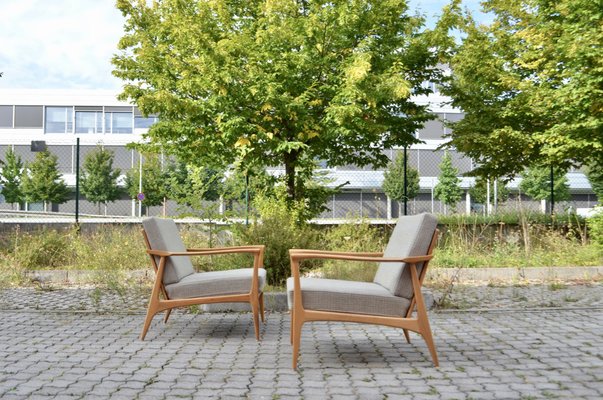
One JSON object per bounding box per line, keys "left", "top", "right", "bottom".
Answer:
{"left": 0, "top": 0, "right": 485, "bottom": 91}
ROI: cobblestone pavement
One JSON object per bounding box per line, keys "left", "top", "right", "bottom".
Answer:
{"left": 0, "top": 284, "right": 602, "bottom": 399}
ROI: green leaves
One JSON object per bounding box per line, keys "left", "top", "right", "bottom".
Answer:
{"left": 80, "top": 147, "right": 122, "bottom": 211}
{"left": 441, "top": 0, "right": 603, "bottom": 178}
{"left": 434, "top": 152, "right": 463, "bottom": 212}
{"left": 21, "top": 151, "right": 70, "bottom": 210}
{"left": 113, "top": 0, "right": 439, "bottom": 204}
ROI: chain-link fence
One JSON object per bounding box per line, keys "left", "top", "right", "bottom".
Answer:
{"left": 0, "top": 140, "right": 598, "bottom": 225}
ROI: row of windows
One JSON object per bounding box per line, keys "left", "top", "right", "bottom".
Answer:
{"left": 0, "top": 105, "right": 157, "bottom": 134}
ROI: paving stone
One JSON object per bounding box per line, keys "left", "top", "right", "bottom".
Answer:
{"left": 0, "top": 283, "right": 602, "bottom": 399}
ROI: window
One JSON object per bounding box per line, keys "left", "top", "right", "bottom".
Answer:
{"left": 134, "top": 107, "right": 158, "bottom": 129}
{"left": 14, "top": 106, "right": 43, "bottom": 128}
{"left": 134, "top": 115, "right": 158, "bottom": 129}
{"left": 75, "top": 111, "right": 103, "bottom": 133}
{"left": 105, "top": 112, "right": 133, "bottom": 133}
{"left": 45, "top": 107, "right": 73, "bottom": 133}
{"left": 0, "top": 106, "right": 13, "bottom": 128}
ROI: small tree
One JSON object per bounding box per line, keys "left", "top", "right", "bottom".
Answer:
{"left": 80, "top": 146, "right": 121, "bottom": 215}
{"left": 519, "top": 165, "right": 570, "bottom": 212}
{"left": 434, "top": 152, "right": 462, "bottom": 214}
{"left": 382, "top": 153, "right": 420, "bottom": 214}
{"left": 585, "top": 161, "right": 603, "bottom": 202}
{"left": 0, "top": 148, "right": 24, "bottom": 209}
{"left": 125, "top": 153, "right": 166, "bottom": 214}
{"left": 469, "top": 176, "right": 509, "bottom": 213}
{"left": 21, "top": 151, "right": 70, "bottom": 212}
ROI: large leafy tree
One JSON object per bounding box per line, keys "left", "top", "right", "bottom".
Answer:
{"left": 113, "top": 0, "right": 441, "bottom": 204}
{"left": 440, "top": 0, "right": 603, "bottom": 178}
{"left": 585, "top": 161, "right": 603, "bottom": 202}
{"left": 434, "top": 152, "right": 462, "bottom": 213}
{"left": 80, "top": 146, "right": 122, "bottom": 214}
{"left": 382, "top": 153, "right": 420, "bottom": 208}
{"left": 0, "top": 148, "right": 25, "bottom": 208}
{"left": 21, "top": 151, "right": 70, "bottom": 212}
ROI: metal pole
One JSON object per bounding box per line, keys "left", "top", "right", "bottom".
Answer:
{"left": 75, "top": 138, "right": 80, "bottom": 227}
{"left": 138, "top": 153, "right": 143, "bottom": 217}
{"left": 550, "top": 164, "right": 555, "bottom": 216}
{"left": 245, "top": 171, "right": 249, "bottom": 226}
{"left": 403, "top": 146, "right": 408, "bottom": 215}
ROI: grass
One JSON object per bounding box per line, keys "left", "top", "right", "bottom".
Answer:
{"left": 0, "top": 212, "right": 600, "bottom": 289}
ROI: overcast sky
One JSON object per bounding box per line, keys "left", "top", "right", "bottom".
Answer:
{"left": 0, "top": 0, "right": 484, "bottom": 91}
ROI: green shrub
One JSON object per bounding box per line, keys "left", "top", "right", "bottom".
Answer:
{"left": 587, "top": 208, "right": 603, "bottom": 249}
{"left": 11, "top": 227, "right": 75, "bottom": 269}
{"left": 319, "top": 220, "right": 388, "bottom": 281}
{"left": 232, "top": 188, "right": 321, "bottom": 287}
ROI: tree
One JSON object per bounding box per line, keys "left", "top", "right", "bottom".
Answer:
{"left": 113, "top": 0, "right": 442, "bottom": 209}
{"left": 519, "top": 166, "right": 570, "bottom": 211}
{"left": 80, "top": 146, "right": 121, "bottom": 215}
{"left": 585, "top": 161, "right": 603, "bottom": 202}
{"left": 469, "top": 176, "right": 509, "bottom": 208}
{"left": 439, "top": 0, "right": 603, "bottom": 178}
{"left": 165, "top": 160, "right": 223, "bottom": 207}
{"left": 434, "top": 152, "right": 462, "bottom": 213}
{"left": 125, "top": 153, "right": 166, "bottom": 212}
{"left": 0, "top": 148, "right": 24, "bottom": 209}
{"left": 382, "top": 153, "right": 420, "bottom": 212}
{"left": 21, "top": 151, "right": 70, "bottom": 212}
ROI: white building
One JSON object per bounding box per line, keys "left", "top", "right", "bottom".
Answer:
{"left": 0, "top": 89, "right": 597, "bottom": 219}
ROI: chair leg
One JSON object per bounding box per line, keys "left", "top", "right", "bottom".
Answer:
{"left": 140, "top": 305, "right": 157, "bottom": 341}
{"left": 259, "top": 292, "right": 265, "bottom": 323}
{"left": 403, "top": 329, "right": 411, "bottom": 344}
{"left": 163, "top": 309, "right": 172, "bottom": 324}
{"left": 250, "top": 297, "right": 261, "bottom": 341}
{"left": 291, "top": 312, "right": 303, "bottom": 370}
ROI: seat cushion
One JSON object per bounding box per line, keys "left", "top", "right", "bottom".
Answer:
{"left": 165, "top": 268, "right": 267, "bottom": 299}
{"left": 286, "top": 277, "right": 411, "bottom": 317}
{"left": 373, "top": 213, "right": 438, "bottom": 299}
{"left": 142, "top": 217, "right": 195, "bottom": 285}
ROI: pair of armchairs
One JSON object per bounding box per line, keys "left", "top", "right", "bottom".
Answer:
{"left": 140, "top": 213, "right": 439, "bottom": 369}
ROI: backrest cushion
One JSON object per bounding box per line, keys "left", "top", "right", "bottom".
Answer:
{"left": 142, "top": 217, "right": 195, "bottom": 285}
{"left": 373, "top": 213, "right": 438, "bottom": 298}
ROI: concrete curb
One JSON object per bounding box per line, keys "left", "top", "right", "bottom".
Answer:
{"left": 427, "top": 266, "right": 603, "bottom": 283}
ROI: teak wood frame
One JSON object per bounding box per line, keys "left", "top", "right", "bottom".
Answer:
{"left": 289, "top": 230, "right": 439, "bottom": 369}
{"left": 141, "top": 229, "right": 266, "bottom": 341}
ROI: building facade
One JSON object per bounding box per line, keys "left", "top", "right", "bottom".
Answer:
{"left": 0, "top": 89, "right": 597, "bottom": 219}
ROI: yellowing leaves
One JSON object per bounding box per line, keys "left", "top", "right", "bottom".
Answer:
{"left": 345, "top": 53, "right": 372, "bottom": 83}
{"left": 235, "top": 137, "right": 251, "bottom": 147}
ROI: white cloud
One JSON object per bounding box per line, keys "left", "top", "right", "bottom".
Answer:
{"left": 0, "top": 0, "right": 125, "bottom": 89}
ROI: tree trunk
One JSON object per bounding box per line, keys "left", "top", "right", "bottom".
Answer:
{"left": 284, "top": 150, "right": 299, "bottom": 201}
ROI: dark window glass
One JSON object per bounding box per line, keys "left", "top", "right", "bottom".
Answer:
{"left": 14, "top": 106, "right": 43, "bottom": 128}
{"left": 134, "top": 116, "right": 158, "bottom": 129}
{"left": 0, "top": 106, "right": 13, "bottom": 128}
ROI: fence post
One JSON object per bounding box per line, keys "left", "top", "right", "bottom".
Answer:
{"left": 550, "top": 164, "right": 555, "bottom": 216}
{"left": 75, "top": 137, "right": 80, "bottom": 227}
{"left": 403, "top": 146, "right": 408, "bottom": 215}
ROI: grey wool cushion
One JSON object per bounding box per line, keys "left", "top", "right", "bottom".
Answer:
{"left": 373, "top": 213, "right": 438, "bottom": 299}
{"left": 142, "top": 217, "right": 195, "bottom": 285}
{"left": 286, "top": 277, "right": 411, "bottom": 317}
{"left": 165, "top": 268, "right": 267, "bottom": 299}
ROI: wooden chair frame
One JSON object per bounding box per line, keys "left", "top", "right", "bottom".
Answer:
{"left": 141, "top": 229, "right": 266, "bottom": 341}
{"left": 289, "top": 230, "right": 439, "bottom": 369}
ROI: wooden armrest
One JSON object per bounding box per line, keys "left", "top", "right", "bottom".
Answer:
{"left": 289, "top": 249, "right": 383, "bottom": 257}
{"left": 289, "top": 249, "right": 432, "bottom": 264}
{"left": 148, "top": 246, "right": 265, "bottom": 257}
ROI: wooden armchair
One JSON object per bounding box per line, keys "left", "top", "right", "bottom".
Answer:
{"left": 288, "top": 213, "right": 439, "bottom": 369}
{"left": 141, "top": 217, "right": 266, "bottom": 340}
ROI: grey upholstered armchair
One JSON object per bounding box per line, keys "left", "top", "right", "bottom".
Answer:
{"left": 288, "top": 213, "right": 439, "bottom": 369}
{"left": 141, "top": 217, "right": 266, "bottom": 340}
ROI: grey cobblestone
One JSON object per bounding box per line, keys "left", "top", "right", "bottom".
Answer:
{"left": 0, "top": 283, "right": 602, "bottom": 399}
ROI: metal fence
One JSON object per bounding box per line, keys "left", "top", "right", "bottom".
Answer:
{"left": 0, "top": 140, "right": 598, "bottom": 225}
